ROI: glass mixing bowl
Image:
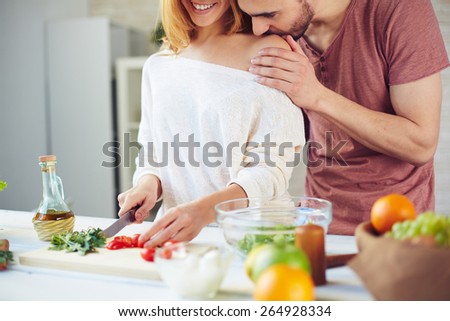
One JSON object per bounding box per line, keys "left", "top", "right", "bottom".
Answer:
{"left": 215, "top": 196, "right": 332, "bottom": 257}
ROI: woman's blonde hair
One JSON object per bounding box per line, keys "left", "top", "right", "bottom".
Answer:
{"left": 160, "top": 0, "right": 251, "bottom": 54}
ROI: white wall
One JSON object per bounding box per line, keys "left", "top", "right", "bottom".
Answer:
{"left": 89, "top": 0, "right": 160, "bottom": 33}
{"left": 432, "top": 0, "right": 450, "bottom": 214}
{"left": 0, "top": 0, "right": 88, "bottom": 211}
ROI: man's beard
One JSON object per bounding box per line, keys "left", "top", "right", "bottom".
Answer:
{"left": 291, "top": 0, "right": 314, "bottom": 40}
{"left": 265, "top": 1, "right": 314, "bottom": 40}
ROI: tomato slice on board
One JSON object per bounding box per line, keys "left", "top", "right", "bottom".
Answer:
{"left": 140, "top": 248, "right": 156, "bottom": 262}
{"left": 159, "top": 248, "right": 172, "bottom": 259}
{"left": 112, "top": 236, "right": 134, "bottom": 247}
{"left": 132, "top": 234, "right": 141, "bottom": 248}
{"left": 106, "top": 234, "right": 142, "bottom": 250}
{"left": 106, "top": 240, "right": 128, "bottom": 250}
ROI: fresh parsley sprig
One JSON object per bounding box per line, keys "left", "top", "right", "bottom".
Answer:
{"left": 49, "top": 227, "right": 106, "bottom": 255}
{"left": 0, "top": 250, "right": 14, "bottom": 262}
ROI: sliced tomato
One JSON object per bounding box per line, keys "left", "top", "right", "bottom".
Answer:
{"left": 160, "top": 248, "right": 172, "bottom": 259}
{"left": 106, "top": 234, "right": 146, "bottom": 250}
{"left": 0, "top": 259, "right": 7, "bottom": 271}
{"left": 131, "top": 234, "right": 141, "bottom": 247}
{"left": 106, "top": 240, "right": 127, "bottom": 250}
{"left": 112, "top": 236, "right": 134, "bottom": 247}
{"left": 140, "top": 248, "right": 155, "bottom": 262}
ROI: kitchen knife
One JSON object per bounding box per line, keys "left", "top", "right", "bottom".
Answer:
{"left": 103, "top": 208, "right": 137, "bottom": 238}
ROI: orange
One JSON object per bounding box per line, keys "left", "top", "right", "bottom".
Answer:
{"left": 254, "top": 264, "right": 315, "bottom": 301}
{"left": 370, "top": 194, "right": 416, "bottom": 234}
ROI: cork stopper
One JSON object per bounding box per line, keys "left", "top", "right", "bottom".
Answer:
{"left": 39, "top": 155, "right": 57, "bottom": 162}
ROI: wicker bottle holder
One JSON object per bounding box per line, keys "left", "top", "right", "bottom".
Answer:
{"left": 32, "top": 215, "right": 75, "bottom": 241}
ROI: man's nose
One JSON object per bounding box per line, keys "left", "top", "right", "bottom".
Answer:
{"left": 252, "top": 20, "right": 270, "bottom": 36}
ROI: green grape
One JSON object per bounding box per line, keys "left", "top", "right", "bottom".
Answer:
{"left": 435, "top": 232, "right": 446, "bottom": 247}
{"left": 385, "top": 212, "right": 450, "bottom": 248}
{"left": 420, "top": 224, "right": 433, "bottom": 235}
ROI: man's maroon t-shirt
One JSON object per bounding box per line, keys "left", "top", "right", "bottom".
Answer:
{"left": 299, "top": 0, "right": 449, "bottom": 235}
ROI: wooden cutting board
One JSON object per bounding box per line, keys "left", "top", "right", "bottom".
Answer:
{"left": 19, "top": 246, "right": 160, "bottom": 280}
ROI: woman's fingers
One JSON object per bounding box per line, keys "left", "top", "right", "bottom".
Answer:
{"left": 139, "top": 204, "right": 204, "bottom": 248}
{"left": 117, "top": 193, "right": 125, "bottom": 207}
{"left": 139, "top": 209, "right": 178, "bottom": 247}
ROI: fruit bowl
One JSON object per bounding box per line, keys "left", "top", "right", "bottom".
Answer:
{"left": 348, "top": 221, "right": 450, "bottom": 300}
{"left": 215, "top": 196, "right": 332, "bottom": 258}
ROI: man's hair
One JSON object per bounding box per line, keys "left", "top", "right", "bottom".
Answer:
{"left": 160, "top": 0, "right": 251, "bottom": 53}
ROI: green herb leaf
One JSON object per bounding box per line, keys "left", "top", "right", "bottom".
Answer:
{"left": 237, "top": 225, "right": 296, "bottom": 254}
{"left": 0, "top": 180, "right": 7, "bottom": 192}
{"left": 49, "top": 227, "right": 106, "bottom": 255}
{"left": 0, "top": 250, "right": 14, "bottom": 263}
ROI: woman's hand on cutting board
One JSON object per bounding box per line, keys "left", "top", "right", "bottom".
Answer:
{"left": 138, "top": 199, "right": 211, "bottom": 248}
{"left": 117, "top": 174, "right": 162, "bottom": 223}
{"left": 138, "top": 183, "right": 247, "bottom": 248}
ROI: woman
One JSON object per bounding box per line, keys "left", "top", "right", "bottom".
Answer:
{"left": 117, "top": 0, "right": 305, "bottom": 248}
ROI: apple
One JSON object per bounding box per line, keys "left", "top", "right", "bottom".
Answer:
{"left": 247, "top": 243, "right": 311, "bottom": 282}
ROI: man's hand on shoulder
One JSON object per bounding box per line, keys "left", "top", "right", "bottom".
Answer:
{"left": 249, "top": 35, "right": 326, "bottom": 110}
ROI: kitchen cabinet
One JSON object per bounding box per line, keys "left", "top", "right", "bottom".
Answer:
{"left": 46, "top": 17, "right": 148, "bottom": 217}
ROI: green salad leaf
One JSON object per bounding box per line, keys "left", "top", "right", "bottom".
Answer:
{"left": 0, "top": 180, "right": 7, "bottom": 192}
{"left": 49, "top": 227, "right": 106, "bottom": 255}
{"left": 0, "top": 250, "right": 14, "bottom": 263}
{"left": 237, "top": 224, "right": 296, "bottom": 254}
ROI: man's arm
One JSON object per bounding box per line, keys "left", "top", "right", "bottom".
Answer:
{"left": 249, "top": 36, "right": 442, "bottom": 166}
{"left": 315, "top": 73, "right": 441, "bottom": 166}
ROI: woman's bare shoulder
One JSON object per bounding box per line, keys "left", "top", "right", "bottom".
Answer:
{"left": 252, "top": 34, "right": 290, "bottom": 50}
{"left": 230, "top": 34, "right": 291, "bottom": 65}
{"left": 238, "top": 34, "right": 291, "bottom": 55}
{"left": 201, "top": 34, "right": 291, "bottom": 71}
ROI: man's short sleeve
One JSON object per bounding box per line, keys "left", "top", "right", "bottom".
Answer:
{"left": 385, "top": 0, "right": 449, "bottom": 85}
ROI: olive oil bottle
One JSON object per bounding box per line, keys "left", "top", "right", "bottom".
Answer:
{"left": 33, "top": 155, "right": 75, "bottom": 241}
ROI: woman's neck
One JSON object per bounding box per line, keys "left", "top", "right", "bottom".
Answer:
{"left": 191, "top": 15, "right": 228, "bottom": 45}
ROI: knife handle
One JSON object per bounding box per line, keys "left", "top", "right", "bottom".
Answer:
{"left": 125, "top": 207, "right": 138, "bottom": 223}
{"left": 326, "top": 253, "right": 356, "bottom": 269}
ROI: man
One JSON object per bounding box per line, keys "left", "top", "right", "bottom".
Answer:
{"left": 239, "top": 0, "right": 449, "bottom": 234}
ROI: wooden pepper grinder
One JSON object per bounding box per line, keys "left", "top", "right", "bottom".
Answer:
{"left": 295, "top": 224, "right": 327, "bottom": 286}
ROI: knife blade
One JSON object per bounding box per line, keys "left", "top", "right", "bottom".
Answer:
{"left": 103, "top": 208, "right": 137, "bottom": 238}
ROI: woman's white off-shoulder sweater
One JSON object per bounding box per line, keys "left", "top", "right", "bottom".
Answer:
{"left": 133, "top": 52, "right": 305, "bottom": 216}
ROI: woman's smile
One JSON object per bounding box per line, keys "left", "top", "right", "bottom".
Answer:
{"left": 191, "top": 1, "right": 218, "bottom": 13}
{"left": 182, "top": 0, "right": 229, "bottom": 28}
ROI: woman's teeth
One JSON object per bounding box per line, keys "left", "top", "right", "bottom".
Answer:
{"left": 192, "top": 3, "right": 215, "bottom": 11}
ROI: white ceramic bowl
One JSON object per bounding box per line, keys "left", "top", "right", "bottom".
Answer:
{"left": 154, "top": 242, "right": 234, "bottom": 299}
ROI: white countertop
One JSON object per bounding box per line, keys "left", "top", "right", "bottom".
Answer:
{"left": 0, "top": 209, "right": 373, "bottom": 301}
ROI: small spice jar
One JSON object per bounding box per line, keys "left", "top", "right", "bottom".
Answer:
{"left": 295, "top": 224, "right": 327, "bottom": 286}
